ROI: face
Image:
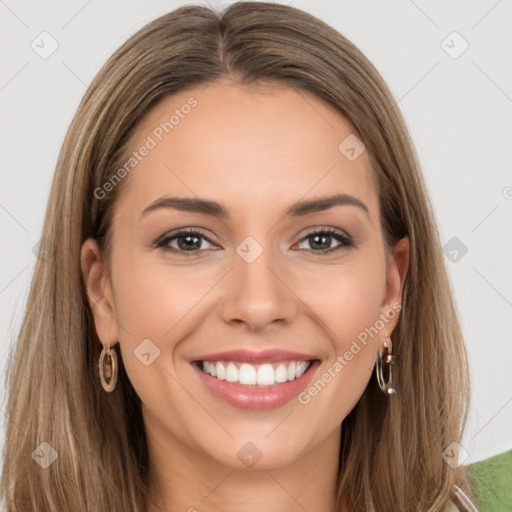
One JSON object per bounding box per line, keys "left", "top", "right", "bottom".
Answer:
{"left": 82, "top": 81, "right": 408, "bottom": 472}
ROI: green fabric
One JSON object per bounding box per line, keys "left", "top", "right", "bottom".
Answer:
{"left": 466, "top": 450, "right": 512, "bottom": 511}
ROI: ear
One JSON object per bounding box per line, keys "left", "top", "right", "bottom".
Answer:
{"left": 379, "top": 236, "right": 409, "bottom": 344}
{"left": 80, "top": 238, "right": 119, "bottom": 347}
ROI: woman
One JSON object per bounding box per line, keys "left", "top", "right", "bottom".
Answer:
{"left": 0, "top": 2, "right": 479, "bottom": 511}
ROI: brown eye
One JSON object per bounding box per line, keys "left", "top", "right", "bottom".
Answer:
{"left": 156, "top": 229, "right": 217, "bottom": 254}
{"left": 296, "top": 228, "right": 353, "bottom": 253}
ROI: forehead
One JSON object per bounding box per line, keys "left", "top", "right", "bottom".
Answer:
{"left": 114, "top": 81, "right": 378, "bottom": 222}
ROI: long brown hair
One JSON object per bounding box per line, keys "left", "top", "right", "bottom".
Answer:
{"left": 1, "top": 2, "right": 472, "bottom": 510}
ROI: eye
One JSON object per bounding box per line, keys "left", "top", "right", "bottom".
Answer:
{"left": 155, "top": 229, "right": 217, "bottom": 254}
{"left": 295, "top": 228, "right": 354, "bottom": 253}
{"left": 154, "top": 227, "right": 354, "bottom": 256}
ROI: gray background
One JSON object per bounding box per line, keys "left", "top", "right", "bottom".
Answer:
{"left": 1, "top": 0, "right": 511, "bottom": 466}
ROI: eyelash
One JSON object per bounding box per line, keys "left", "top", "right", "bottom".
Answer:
{"left": 154, "top": 227, "right": 354, "bottom": 256}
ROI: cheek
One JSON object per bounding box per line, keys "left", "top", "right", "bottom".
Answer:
{"left": 294, "top": 256, "right": 386, "bottom": 413}
{"left": 296, "top": 256, "right": 387, "bottom": 346}
{"left": 111, "top": 249, "right": 209, "bottom": 341}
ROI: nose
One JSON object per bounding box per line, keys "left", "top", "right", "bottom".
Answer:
{"left": 220, "top": 238, "right": 298, "bottom": 332}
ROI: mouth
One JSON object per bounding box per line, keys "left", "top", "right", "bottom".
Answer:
{"left": 193, "top": 359, "right": 313, "bottom": 387}
{"left": 190, "top": 349, "right": 320, "bottom": 410}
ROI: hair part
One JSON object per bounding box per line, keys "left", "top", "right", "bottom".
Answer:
{"left": 1, "top": 3, "right": 471, "bottom": 511}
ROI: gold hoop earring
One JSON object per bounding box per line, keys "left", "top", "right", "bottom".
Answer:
{"left": 376, "top": 334, "right": 397, "bottom": 395}
{"left": 99, "top": 343, "right": 118, "bottom": 393}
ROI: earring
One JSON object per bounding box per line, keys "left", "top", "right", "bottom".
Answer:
{"left": 99, "top": 343, "right": 118, "bottom": 393}
{"left": 376, "top": 334, "right": 397, "bottom": 395}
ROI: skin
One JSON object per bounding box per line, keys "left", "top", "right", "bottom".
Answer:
{"left": 81, "top": 80, "right": 409, "bottom": 512}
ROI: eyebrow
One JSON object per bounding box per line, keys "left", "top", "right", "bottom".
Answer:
{"left": 139, "top": 193, "right": 370, "bottom": 220}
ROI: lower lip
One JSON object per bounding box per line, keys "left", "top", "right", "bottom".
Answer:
{"left": 192, "top": 360, "right": 320, "bottom": 410}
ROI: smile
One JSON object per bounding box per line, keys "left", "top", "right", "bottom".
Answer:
{"left": 199, "top": 360, "right": 311, "bottom": 387}
{"left": 190, "top": 349, "right": 320, "bottom": 410}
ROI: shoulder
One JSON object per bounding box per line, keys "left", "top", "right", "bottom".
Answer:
{"left": 446, "top": 485, "right": 479, "bottom": 512}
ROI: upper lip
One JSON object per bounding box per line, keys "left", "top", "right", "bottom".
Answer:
{"left": 191, "top": 349, "right": 317, "bottom": 364}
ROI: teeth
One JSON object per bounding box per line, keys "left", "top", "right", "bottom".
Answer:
{"left": 257, "top": 364, "right": 275, "bottom": 385}
{"left": 215, "top": 362, "right": 225, "bottom": 380}
{"left": 239, "top": 363, "right": 256, "bottom": 385}
{"left": 226, "top": 362, "right": 239, "bottom": 383}
{"left": 199, "top": 360, "right": 311, "bottom": 386}
{"left": 275, "top": 363, "right": 288, "bottom": 383}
